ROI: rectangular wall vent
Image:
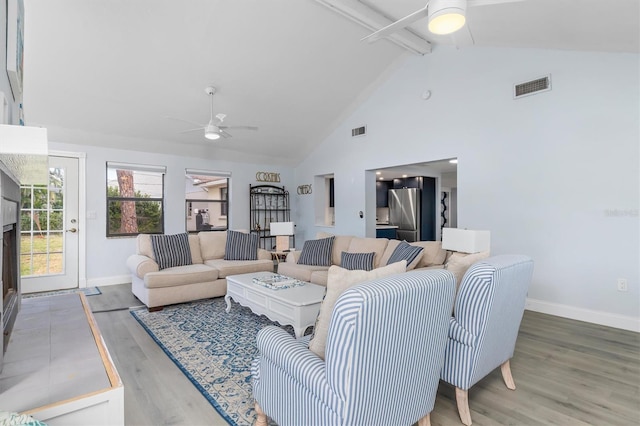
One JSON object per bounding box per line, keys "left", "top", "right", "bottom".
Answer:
{"left": 514, "top": 75, "right": 551, "bottom": 99}
{"left": 351, "top": 125, "right": 366, "bottom": 137}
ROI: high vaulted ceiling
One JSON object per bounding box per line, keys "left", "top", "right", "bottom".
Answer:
{"left": 23, "top": 0, "right": 639, "bottom": 165}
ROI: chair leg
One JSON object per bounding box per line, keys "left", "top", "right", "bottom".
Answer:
{"left": 455, "top": 387, "right": 472, "bottom": 426}
{"left": 254, "top": 402, "right": 268, "bottom": 426}
{"left": 501, "top": 360, "right": 516, "bottom": 390}
{"left": 417, "top": 412, "right": 431, "bottom": 426}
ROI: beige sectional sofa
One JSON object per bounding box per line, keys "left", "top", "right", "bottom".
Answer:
{"left": 277, "top": 233, "right": 450, "bottom": 286}
{"left": 127, "top": 231, "right": 273, "bottom": 310}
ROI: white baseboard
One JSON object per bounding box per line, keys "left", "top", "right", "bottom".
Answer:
{"left": 526, "top": 298, "right": 640, "bottom": 333}
{"left": 87, "top": 275, "right": 131, "bottom": 288}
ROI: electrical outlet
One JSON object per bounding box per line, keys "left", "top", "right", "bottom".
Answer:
{"left": 617, "top": 278, "right": 628, "bottom": 292}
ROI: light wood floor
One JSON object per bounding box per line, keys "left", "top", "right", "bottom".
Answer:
{"left": 87, "top": 284, "right": 640, "bottom": 426}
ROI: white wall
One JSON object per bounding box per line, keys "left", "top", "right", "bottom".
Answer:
{"left": 294, "top": 46, "right": 639, "bottom": 330}
{"left": 50, "top": 141, "right": 293, "bottom": 286}
{"left": 0, "top": 1, "right": 19, "bottom": 124}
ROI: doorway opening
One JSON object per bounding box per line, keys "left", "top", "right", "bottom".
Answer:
{"left": 369, "top": 158, "right": 457, "bottom": 241}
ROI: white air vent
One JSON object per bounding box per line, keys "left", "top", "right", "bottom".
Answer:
{"left": 351, "top": 125, "right": 366, "bottom": 137}
{"left": 514, "top": 75, "right": 551, "bottom": 99}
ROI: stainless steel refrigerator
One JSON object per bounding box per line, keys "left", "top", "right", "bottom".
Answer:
{"left": 388, "top": 188, "right": 421, "bottom": 242}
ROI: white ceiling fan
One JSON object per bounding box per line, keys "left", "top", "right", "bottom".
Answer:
{"left": 362, "top": 0, "right": 522, "bottom": 43}
{"left": 167, "top": 86, "right": 258, "bottom": 140}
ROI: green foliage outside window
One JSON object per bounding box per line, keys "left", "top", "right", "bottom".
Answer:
{"left": 107, "top": 186, "right": 163, "bottom": 235}
{"left": 20, "top": 185, "right": 64, "bottom": 232}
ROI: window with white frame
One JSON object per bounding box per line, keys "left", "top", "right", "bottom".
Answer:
{"left": 106, "top": 162, "right": 165, "bottom": 237}
{"left": 185, "top": 169, "right": 230, "bottom": 232}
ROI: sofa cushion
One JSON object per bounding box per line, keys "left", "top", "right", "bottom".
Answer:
{"left": 224, "top": 230, "right": 259, "bottom": 261}
{"left": 309, "top": 270, "right": 329, "bottom": 286}
{"left": 347, "top": 237, "right": 388, "bottom": 268}
{"left": 340, "top": 251, "right": 375, "bottom": 271}
{"left": 387, "top": 241, "right": 424, "bottom": 270}
{"left": 277, "top": 262, "right": 328, "bottom": 283}
{"left": 318, "top": 232, "right": 354, "bottom": 266}
{"left": 144, "top": 264, "right": 218, "bottom": 289}
{"left": 137, "top": 234, "right": 155, "bottom": 260}
{"left": 307, "top": 260, "right": 407, "bottom": 360}
{"left": 298, "top": 236, "right": 335, "bottom": 266}
{"left": 188, "top": 234, "right": 203, "bottom": 264}
{"left": 151, "top": 233, "right": 193, "bottom": 270}
{"left": 411, "top": 241, "right": 447, "bottom": 267}
{"left": 199, "top": 231, "right": 228, "bottom": 260}
{"left": 204, "top": 258, "right": 273, "bottom": 278}
{"left": 446, "top": 250, "right": 491, "bottom": 290}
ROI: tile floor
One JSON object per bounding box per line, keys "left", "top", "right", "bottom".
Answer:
{"left": 0, "top": 293, "right": 110, "bottom": 412}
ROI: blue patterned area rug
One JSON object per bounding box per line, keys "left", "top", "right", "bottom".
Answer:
{"left": 130, "top": 297, "right": 296, "bottom": 426}
{"left": 22, "top": 286, "right": 102, "bottom": 299}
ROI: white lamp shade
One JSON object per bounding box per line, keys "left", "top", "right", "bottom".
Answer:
{"left": 442, "top": 228, "right": 490, "bottom": 253}
{"left": 270, "top": 222, "right": 295, "bottom": 236}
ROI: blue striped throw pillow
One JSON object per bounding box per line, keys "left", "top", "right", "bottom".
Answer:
{"left": 224, "top": 230, "right": 259, "bottom": 260}
{"left": 341, "top": 251, "right": 375, "bottom": 271}
{"left": 150, "top": 233, "right": 192, "bottom": 270}
{"left": 298, "top": 236, "right": 334, "bottom": 266}
{"left": 387, "top": 240, "right": 424, "bottom": 268}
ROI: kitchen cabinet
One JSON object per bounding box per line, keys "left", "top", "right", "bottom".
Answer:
{"left": 376, "top": 180, "right": 391, "bottom": 207}
{"left": 376, "top": 226, "right": 397, "bottom": 239}
{"left": 393, "top": 177, "right": 421, "bottom": 189}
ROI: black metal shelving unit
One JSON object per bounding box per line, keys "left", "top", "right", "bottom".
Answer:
{"left": 249, "top": 184, "right": 293, "bottom": 250}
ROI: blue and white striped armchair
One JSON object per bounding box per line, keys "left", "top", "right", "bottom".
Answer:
{"left": 251, "top": 270, "right": 456, "bottom": 426}
{"left": 440, "top": 255, "right": 534, "bottom": 426}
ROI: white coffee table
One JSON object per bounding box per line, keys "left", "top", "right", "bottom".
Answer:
{"left": 225, "top": 271, "right": 325, "bottom": 338}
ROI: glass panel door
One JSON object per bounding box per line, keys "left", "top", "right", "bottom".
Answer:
{"left": 20, "top": 156, "right": 79, "bottom": 293}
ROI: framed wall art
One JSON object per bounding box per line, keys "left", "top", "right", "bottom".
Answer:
{"left": 6, "top": 0, "right": 25, "bottom": 101}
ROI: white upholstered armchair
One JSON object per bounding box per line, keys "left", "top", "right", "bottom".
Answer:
{"left": 251, "top": 269, "right": 456, "bottom": 426}
{"left": 440, "top": 255, "right": 534, "bottom": 425}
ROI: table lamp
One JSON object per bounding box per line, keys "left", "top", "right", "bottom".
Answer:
{"left": 270, "top": 222, "right": 295, "bottom": 252}
{"left": 442, "top": 228, "right": 490, "bottom": 254}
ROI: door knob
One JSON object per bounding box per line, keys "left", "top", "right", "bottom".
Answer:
{"left": 66, "top": 228, "right": 77, "bottom": 233}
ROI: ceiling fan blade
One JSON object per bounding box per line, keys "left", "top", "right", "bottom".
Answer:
{"left": 178, "top": 127, "right": 205, "bottom": 134}
{"left": 219, "top": 125, "right": 259, "bottom": 131}
{"left": 219, "top": 129, "right": 233, "bottom": 138}
{"left": 469, "top": 0, "right": 523, "bottom": 7}
{"left": 165, "top": 116, "right": 206, "bottom": 128}
{"left": 361, "top": 5, "right": 429, "bottom": 42}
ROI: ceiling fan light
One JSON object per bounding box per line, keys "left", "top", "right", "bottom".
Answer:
{"left": 428, "top": 9, "right": 466, "bottom": 35}
{"left": 204, "top": 123, "right": 221, "bottom": 140}
{"left": 205, "top": 129, "right": 221, "bottom": 140}
{"left": 428, "top": 0, "right": 467, "bottom": 35}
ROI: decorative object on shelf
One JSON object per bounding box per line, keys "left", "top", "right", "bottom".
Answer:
{"left": 252, "top": 274, "right": 305, "bottom": 290}
{"left": 270, "top": 221, "right": 295, "bottom": 252}
{"left": 297, "top": 184, "right": 312, "bottom": 195}
{"left": 255, "top": 172, "right": 281, "bottom": 183}
{"left": 6, "top": 0, "right": 25, "bottom": 101}
{"left": 250, "top": 185, "right": 291, "bottom": 250}
{"left": 442, "top": 228, "right": 490, "bottom": 254}
{"left": 441, "top": 191, "right": 448, "bottom": 233}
